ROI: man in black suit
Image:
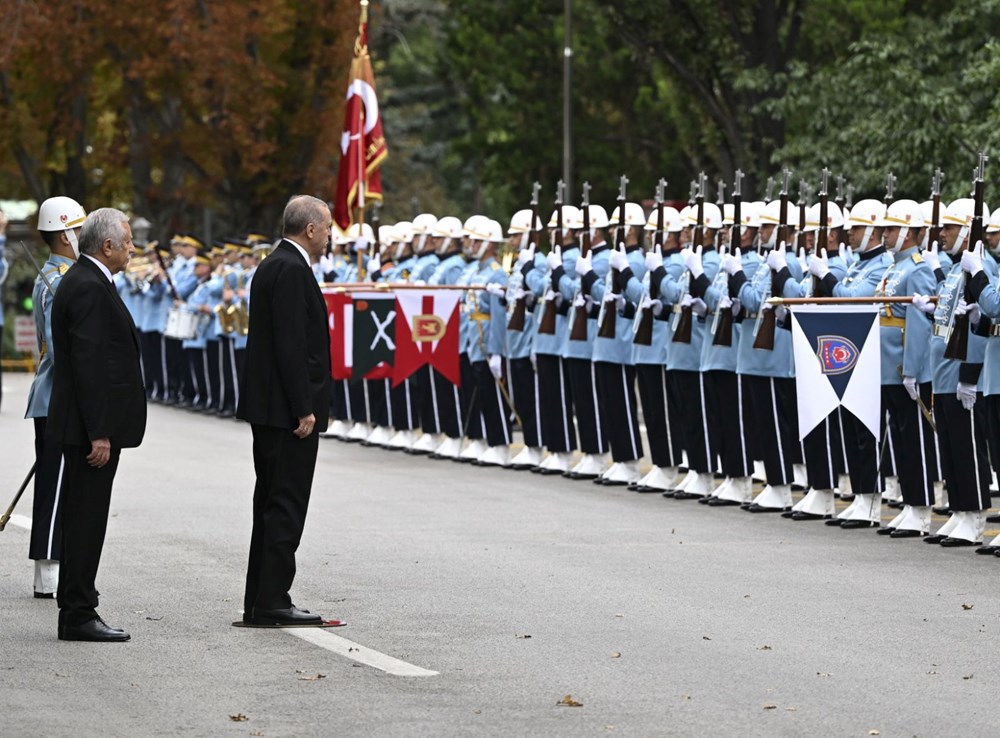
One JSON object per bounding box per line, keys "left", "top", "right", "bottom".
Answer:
{"left": 237, "top": 195, "right": 333, "bottom": 626}
{"left": 47, "top": 208, "right": 145, "bottom": 642}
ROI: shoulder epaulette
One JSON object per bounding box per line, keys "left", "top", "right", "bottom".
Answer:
{"left": 912, "top": 252, "right": 924, "bottom": 264}
{"left": 491, "top": 262, "right": 500, "bottom": 271}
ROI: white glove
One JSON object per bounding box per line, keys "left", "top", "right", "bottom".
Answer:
{"left": 368, "top": 253, "right": 381, "bottom": 274}
{"left": 903, "top": 375, "right": 919, "bottom": 401}
{"left": 645, "top": 250, "right": 663, "bottom": 272}
{"left": 684, "top": 245, "right": 704, "bottom": 279}
{"left": 957, "top": 382, "right": 977, "bottom": 411}
{"left": 809, "top": 249, "right": 829, "bottom": 279}
{"left": 609, "top": 244, "right": 629, "bottom": 271}
{"left": 911, "top": 293, "right": 936, "bottom": 314}
{"left": 731, "top": 298, "right": 742, "bottom": 316}
{"left": 766, "top": 243, "right": 787, "bottom": 272}
{"left": 546, "top": 245, "right": 563, "bottom": 271}
{"left": 319, "top": 254, "right": 335, "bottom": 273}
{"left": 923, "top": 241, "right": 941, "bottom": 272}
{"left": 517, "top": 243, "right": 536, "bottom": 266}
{"left": 575, "top": 252, "right": 592, "bottom": 276}
{"left": 761, "top": 299, "right": 774, "bottom": 313}
{"left": 838, "top": 242, "right": 848, "bottom": 262}
{"left": 679, "top": 293, "right": 693, "bottom": 308}
{"left": 962, "top": 240, "right": 984, "bottom": 276}
{"left": 775, "top": 305, "right": 788, "bottom": 323}
{"left": 718, "top": 295, "right": 733, "bottom": 311}
{"left": 413, "top": 279, "right": 427, "bottom": 286}
{"left": 650, "top": 298, "right": 664, "bottom": 317}
{"left": 691, "top": 297, "right": 708, "bottom": 317}
{"left": 353, "top": 237, "right": 370, "bottom": 253}
{"left": 486, "top": 282, "right": 505, "bottom": 297}
{"left": 509, "top": 287, "right": 525, "bottom": 302}
{"left": 603, "top": 289, "right": 625, "bottom": 311}
{"left": 488, "top": 354, "right": 503, "bottom": 379}
{"left": 954, "top": 298, "right": 982, "bottom": 325}
{"left": 722, "top": 247, "right": 743, "bottom": 275}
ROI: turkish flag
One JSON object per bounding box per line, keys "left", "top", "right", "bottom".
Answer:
{"left": 324, "top": 290, "right": 352, "bottom": 380}
{"left": 392, "top": 290, "right": 462, "bottom": 387}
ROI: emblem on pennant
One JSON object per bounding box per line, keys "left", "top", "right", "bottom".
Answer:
{"left": 413, "top": 314, "right": 445, "bottom": 342}
{"left": 816, "top": 335, "right": 859, "bottom": 375}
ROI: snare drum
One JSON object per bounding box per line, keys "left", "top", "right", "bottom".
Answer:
{"left": 164, "top": 307, "right": 200, "bottom": 340}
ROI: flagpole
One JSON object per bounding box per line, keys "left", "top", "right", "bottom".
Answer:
{"left": 355, "top": 0, "right": 369, "bottom": 279}
{"left": 768, "top": 296, "right": 938, "bottom": 305}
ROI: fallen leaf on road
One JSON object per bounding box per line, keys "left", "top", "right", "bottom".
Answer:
{"left": 763, "top": 704, "right": 777, "bottom": 710}
{"left": 785, "top": 707, "right": 797, "bottom": 712}
{"left": 962, "top": 604, "right": 973, "bottom": 611}
{"left": 611, "top": 652, "right": 621, "bottom": 658}
{"left": 229, "top": 714, "right": 248, "bottom": 722}
{"left": 557, "top": 695, "right": 583, "bottom": 707}
{"left": 348, "top": 647, "right": 359, "bottom": 652}
{"left": 816, "top": 672, "right": 831, "bottom": 678}
{"left": 758, "top": 645, "right": 772, "bottom": 651}
{"left": 298, "top": 674, "right": 326, "bottom": 681}
{"left": 681, "top": 695, "right": 691, "bottom": 700}
{"left": 250, "top": 732, "right": 264, "bottom": 737}
{"left": 515, "top": 634, "right": 532, "bottom": 639}
{"left": 963, "top": 674, "right": 974, "bottom": 680}
{"left": 869, "top": 731, "right": 880, "bottom": 736}
{"left": 702, "top": 636, "right": 712, "bottom": 641}
{"left": 145, "top": 616, "right": 163, "bottom": 621}
{"left": 615, "top": 613, "right": 624, "bottom": 618}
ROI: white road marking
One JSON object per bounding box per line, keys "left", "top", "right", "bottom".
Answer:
{"left": 286, "top": 628, "right": 439, "bottom": 677}
{"left": 6, "top": 515, "right": 32, "bottom": 531}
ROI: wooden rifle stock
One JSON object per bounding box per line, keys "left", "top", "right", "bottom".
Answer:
{"left": 537, "top": 182, "right": 564, "bottom": 336}
{"left": 598, "top": 176, "right": 629, "bottom": 339}
{"left": 713, "top": 171, "right": 743, "bottom": 348}
{"left": 569, "top": 189, "right": 592, "bottom": 342}
{"left": 673, "top": 176, "right": 704, "bottom": 345}
{"left": 944, "top": 157, "right": 986, "bottom": 360}
{"left": 634, "top": 181, "right": 666, "bottom": 347}
{"left": 507, "top": 196, "right": 540, "bottom": 333}
{"left": 753, "top": 172, "right": 790, "bottom": 351}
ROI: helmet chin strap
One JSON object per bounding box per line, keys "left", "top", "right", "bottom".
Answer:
{"left": 889, "top": 226, "right": 908, "bottom": 254}
{"left": 948, "top": 224, "right": 970, "bottom": 256}
{"left": 66, "top": 229, "right": 81, "bottom": 258}
{"left": 518, "top": 232, "right": 529, "bottom": 250}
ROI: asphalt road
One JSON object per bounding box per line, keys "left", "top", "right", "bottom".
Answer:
{"left": 1, "top": 371, "right": 999, "bottom": 738}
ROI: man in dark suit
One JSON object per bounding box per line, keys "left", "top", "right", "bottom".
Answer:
{"left": 237, "top": 195, "right": 333, "bottom": 626}
{"left": 47, "top": 207, "right": 145, "bottom": 642}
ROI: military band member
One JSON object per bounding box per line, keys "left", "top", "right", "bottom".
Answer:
{"left": 24, "top": 197, "right": 87, "bottom": 597}
{"left": 180, "top": 249, "right": 216, "bottom": 411}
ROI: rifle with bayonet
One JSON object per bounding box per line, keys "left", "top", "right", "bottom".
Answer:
{"left": 673, "top": 173, "right": 706, "bottom": 344}
{"left": 633, "top": 178, "right": 666, "bottom": 346}
{"left": 507, "top": 182, "right": 541, "bottom": 332}
{"left": 834, "top": 174, "right": 846, "bottom": 213}
{"left": 753, "top": 167, "right": 790, "bottom": 350}
{"left": 366, "top": 200, "right": 381, "bottom": 280}
{"left": 929, "top": 168, "right": 943, "bottom": 249}
{"left": 797, "top": 179, "right": 808, "bottom": 255}
{"left": 712, "top": 170, "right": 743, "bottom": 347}
{"left": 598, "top": 175, "right": 629, "bottom": 339}
{"left": 944, "top": 152, "right": 987, "bottom": 361}
{"left": 537, "top": 179, "right": 565, "bottom": 336}
{"left": 569, "top": 181, "right": 593, "bottom": 342}
{"left": 813, "top": 167, "right": 830, "bottom": 297}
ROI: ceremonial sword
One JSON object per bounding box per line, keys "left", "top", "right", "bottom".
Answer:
{"left": 0, "top": 462, "right": 36, "bottom": 532}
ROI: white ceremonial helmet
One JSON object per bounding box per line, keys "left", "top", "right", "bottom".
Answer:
{"left": 37, "top": 196, "right": 87, "bottom": 257}
{"left": 942, "top": 198, "right": 990, "bottom": 255}
{"left": 741, "top": 201, "right": 763, "bottom": 229}
{"left": 433, "top": 215, "right": 464, "bottom": 239}
{"left": 547, "top": 205, "right": 582, "bottom": 230}
{"left": 473, "top": 219, "right": 506, "bottom": 259}
{"left": 585, "top": 204, "right": 610, "bottom": 230}
{"left": 394, "top": 221, "right": 414, "bottom": 243}
{"left": 645, "top": 205, "right": 684, "bottom": 234}
{"left": 508, "top": 209, "right": 541, "bottom": 234}
{"left": 986, "top": 207, "right": 1000, "bottom": 234}
{"left": 463, "top": 214, "right": 488, "bottom": 238}
{"left": 378, "top": 225, "right": 398, "bottom": 257}
{"left": 722, "top": 203, "right": 735, "bottom": 226}
{"left": 346, "top": 222, "right": 374, "bottom": 241}
{"left": 609, "top": 202, "right": 646, "bottom": 227}
{"left": 679, "top": 205, "right": 694, "bottom": 227}
{"left": 918, "top": 200, "right": 941, "bottom": 248}
{"left": 803, "top": 204, "right": 821, "bottom": 234}
{"left": 845, "top": 198, "right": 886, "bottom": 252}
{"left": 702, "top": 202, "right": 723, "bottom": 230}
{"left": 411, "top": 212, "right": 438, "bottom": 253}
{"left": 879, "top": 199, "right": 925, "bottom": 252}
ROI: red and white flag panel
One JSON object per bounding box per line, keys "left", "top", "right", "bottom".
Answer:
{"left": 392, "top": 290, "right": 461, "bottom": 387}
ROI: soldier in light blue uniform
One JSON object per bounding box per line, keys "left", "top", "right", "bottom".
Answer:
{"left": 723, "top": 198, "right": 804, "bottom": 512}
{"left": 963, "top": 207, "right": 1000, "bottom": 554}
{"left": 408, "top": 213, "right": 443, "bottom": 284}
{"left": 234, "top": 239, "right": 267, "bottom": 392}
{"left": 500, "top": 209, "right": 545, "bottom": 469}
{"left": 808, "top": 199, "right": 893, "bottom": 528}
{"left": 626, "top": 205, "right": 688, "bottom": 493}
{"left": 588, "top": 201, "right": 648, "bottom": 486}
{"left": 466, "top": 220, "right": 512, "bottom": 466}
{"left": 181, "top": 249, "right": 217, "bottom": 411}
{"left": 138, "top": 243, "right": 173, "bottom": 402}
{"left": 527, "top": 206, "right": 581, "bottom": 475}
{"left": 918, "top": 197, "right": 996, "bottom": 545}
{"left": 167, "top": 234, "right": 203, "bottom": 407}
{"left": 868, "top": 200, "right": 939, "bottom": 537}
{"left": 22, "top": 196, "right": 86, "bottom": 598}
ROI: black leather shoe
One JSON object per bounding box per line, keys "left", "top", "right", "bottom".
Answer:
{"left": 780, "top": 509, "right": 796, "bottom": 518}
{"left": 824, "top": 518, "right": 845, "bottom": 527}
{"left": 59, "top": 617, "right": 130, "bottom": 642}
{"left": 564, "top": 471, "right": 599, "bottom": 480}
{"left": 706, "top": 498, "right": 742, "bottom": 507}
{"left": 939, "top": 537, "right": 978, "bottom": 547}
{"left": 839, "top": 520, "right": 879, "bottom": 529}
{"left": 994, "top": 548, "right": 1000, "bottom": 557}
{"left": 249, "top": 606, "right": 322, "bottom": 626}
{"left": 661, "top": 490, "right": 676, "bottom": 498}
{"left": 633, "top": 486, "right": 668, "bottom": 494}
{"left": 932, "top": 507, "right": 951, "bottom": 516}
{"left": 34, "top": 592, "right": 55, "bottom": 599}
{"left": 887, "top": 500, "right": 904, "bottom": 509}
{"left": 745, "top": 503, "right": 787, "bottom": 513}
{"left": 672, "top": 490, "right": 705, "bottom": 500}
{"left": 697, "top": 496, "right": 715, "bottom": 505}
{"left": 975, "top": 545, "right": 1000, "bottom": 555}
{"left": 876, "top": 526, "right": 895, "bottom": 535}
{"left": 791, "top": 511, "right": 830, "bottom": 521}
{"left": 889, "top": 528, "right": 926, "bottom": 538}
{"left": 923, "top": 534, "right": 948, "bottom": 544}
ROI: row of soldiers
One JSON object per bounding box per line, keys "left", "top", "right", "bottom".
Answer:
{"left": 323, "top": 173, "right": 1000, "bottom": 556}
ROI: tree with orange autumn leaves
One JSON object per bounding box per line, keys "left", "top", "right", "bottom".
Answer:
{"left": 0, "top": 0, "right": 357, "bottom": 240}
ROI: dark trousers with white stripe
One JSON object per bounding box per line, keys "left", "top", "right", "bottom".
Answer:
{"left": 473, "top": 360, "right": 513, "bottom": 447}
{"left": 367, "top": 378, "right": 389, "bottom": 427}
{"left": 347, "top": 379, "right": 369, "bottom": 423}
{"left": 802, "top": 413, "right": 842, "bottom": 491}
{"left": 391, "top": 378, "right": 420, "bottom": 431}
{"left": 140, "top": 331, "right": 163, "bottom": 399}
{"left": 636, "top": 364, "right": 683, "bottom": 468}
{"left": 508, "top": 357, "right": 542, "bottom": 448}
{"left": 672, "top": 369, "right": 713, "bottom": 474}
{"left": 219, "top": 336, "right": 239, "bottom": 413}
{"left": 206, "top": 340, "right": 222, "bottom": 411}
{"left": 744, "top": 375, "right": 797, "bottom": 486}
{"left": 983, "top": 394, "right": 1000, "bottom": 479}
{"left": 165, "top": 336, "right": 186, "bottom": 401}
{"left": 883, "top": 383, "right": 936, "bottom": 507}
{"left": 594, "top": 361, "right": 643, "bottom": 463}
{"left": 185, "top": 347, "right": 210, "bottom": 407}
{"left": 935, "top": 392, "right": 992, "bottom": 512}
{"left": 459, "top": 354, "right": 484, "bottom": 440}
{"left": 535, "top": 353, "right": 576, "bottom": 453}
{"left": 567, "top": 357, "right": 606, "bottom": 455}
{"left": 331, "top": 379, "right": 348, "bottom": 421}
{"left": 29, "top": 417, "right": 63, "bottom": 561}
{"left": 841, "top": 408, "right": 879, "bottom": 497}
{"left": 705, "top": 370, "right": 753, "bottom": 478}
{"left": 432, "top": 366, "right": 464, "bottom": 439}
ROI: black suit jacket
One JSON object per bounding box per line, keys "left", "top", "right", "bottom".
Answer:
{"left": 237, "top": 240, "right": 332, "bottom": 431}
{"left": 47, "top": 256, "right": 147, "bottom": 449}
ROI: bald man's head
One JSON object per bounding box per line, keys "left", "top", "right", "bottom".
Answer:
{"left": 282, "top": 195, "right": 332, "bottom": 259}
